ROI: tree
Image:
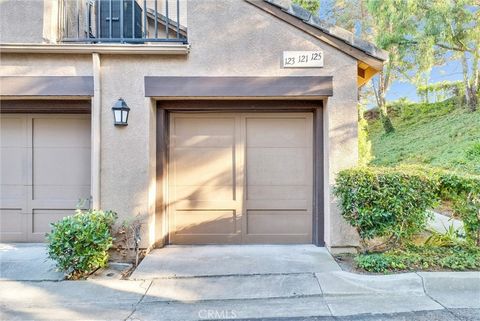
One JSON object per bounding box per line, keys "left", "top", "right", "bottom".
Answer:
{"left": 382, "top": 0, "right": 479, "bottom": 111}
{"left": 414, "top": 0, "right": 479, "bottom": 111}
{"left": 320, "top": 0, "right": 401, "bottom": 133}
{"left": 367, "top": 0, "right": 423, "bottom": 133}
{"left": 292, "top": 0, "right": 320, "bottom": 14}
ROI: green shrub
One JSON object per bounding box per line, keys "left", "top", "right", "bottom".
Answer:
{"left": 335, "top": 166, "right": 480, "bottom": 248}
{"left": 47, "top": 209, "right": 117, "bottom": 279}
{"left": 355, "top": 244, "right": 480, "bottom": 273}
{"left": 334, "top": 167, "right": 437, "bottom": 249}
{"left": 437, "top": 171, "right": 480, "bottom": 246}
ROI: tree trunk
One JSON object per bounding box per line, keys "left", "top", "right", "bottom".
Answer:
{"left": 461, "top": 52, "right": 477, "bottom": 111}
{"left": 379, "top": 72, "right": 395, "bottom": 133}
{"left": 470, "top": 49, "right": 479, "bottom": 112}
{"left": 379, "top": 102, "right": 395, "bottom": 134}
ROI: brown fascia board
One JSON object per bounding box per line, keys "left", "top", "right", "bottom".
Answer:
{"left": 245, "top": 0, "right": 387, "bottom": 70}
{"left": 0, "top": 76, "right": 94, "bottom": 97}
{"left": 145, "top": 76, "right": 333, "bottom": 98}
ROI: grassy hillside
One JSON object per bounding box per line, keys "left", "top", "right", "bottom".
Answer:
{"left": 367, "top": 99, "right": 480, "bottom": 175}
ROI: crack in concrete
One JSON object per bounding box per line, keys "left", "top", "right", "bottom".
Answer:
{"left": 0, "top": 279, "right": 64, "bottom": 282}
{"left": 130, "top": 271, "right": 315, "bottom": 280}
{"left": 416, "top": 272, "right": 462, "bottom": 321}
{"left": 313, "top": 272, "right": 334, "bottom": 318}
{"left": 140, "top": 293, "right": 330, "bottom": 305}
{"left": 123, "top": 280, "right": 153, "bottom": 321}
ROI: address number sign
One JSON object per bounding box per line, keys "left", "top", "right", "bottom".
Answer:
{"left": 283, "top": 51, "right": 324, "bottom": 68}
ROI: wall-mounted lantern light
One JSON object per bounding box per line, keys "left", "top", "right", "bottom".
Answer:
{"left": 112, "top": 98, "right": 130, "bottom": 126}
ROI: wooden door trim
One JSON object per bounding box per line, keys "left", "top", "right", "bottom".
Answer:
{"left": 156, "top": 100, "right": 325, "bottom": 246}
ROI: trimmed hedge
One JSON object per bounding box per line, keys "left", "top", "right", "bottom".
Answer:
{"left": 334, "top": 166, "right": 480, "bottom": 248}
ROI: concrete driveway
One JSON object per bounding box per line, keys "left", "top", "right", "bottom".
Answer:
{"left": 0, "top": 243, "right": 63, "bottom": 281}
{"left": 131, "top": 244, "right": 341, "bottom": 278}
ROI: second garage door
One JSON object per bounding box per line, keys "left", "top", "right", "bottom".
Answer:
{"left": 168, "top": 113, "right": 313, "bottom": 244}
{"left": 0, "top": 114, "right": 91, "bottom": 242}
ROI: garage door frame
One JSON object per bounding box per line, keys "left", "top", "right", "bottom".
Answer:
{"left": 156, "top": 100, "right": 325, "bottom": 246}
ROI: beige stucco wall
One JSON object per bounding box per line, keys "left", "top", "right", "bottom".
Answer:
{"left": 0, "top": 54, "right": 92, "bottom": 76}
{"left": 0, "top": 0, "right": 44, "bottom": 43}
{"left": 0, "top": 0, "right": 360, "bottom": 249}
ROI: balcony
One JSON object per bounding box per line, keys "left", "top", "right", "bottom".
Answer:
{"left": 59, "top": 0, "right": 187, "bottom": 44}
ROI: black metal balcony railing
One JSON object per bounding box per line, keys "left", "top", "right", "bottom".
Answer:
{"left": 60, "top": 0, "right": 187, "bottom": 44}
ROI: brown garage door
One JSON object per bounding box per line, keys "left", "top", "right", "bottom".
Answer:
{"left": 168, "top": 113, "right": 313, "bottom": 244}
{"left": 0, "top": 114, "right": 91, "bottom": 242}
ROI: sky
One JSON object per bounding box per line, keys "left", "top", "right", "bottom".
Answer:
{"left": 386, "top": 58, "right": 465, "bottom": 103}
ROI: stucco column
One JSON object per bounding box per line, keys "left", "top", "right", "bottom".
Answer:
{"left": 323, "top": 77, "right": 360, "bottom": 252}
{"left": 91, "top": 53, "right": 101, "bottom": 209}
{"left": 99, "top": 56, "right": 157, "bottom": 249}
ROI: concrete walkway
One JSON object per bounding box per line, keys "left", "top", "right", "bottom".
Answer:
{"left": 1, "top": 244, "right": 479, "bottom": 321}
{"left": 131, "top": 245, "right": 341, "bottom": 278}
{"left": 0, "top": 243, "right": 63, "bottom": 281}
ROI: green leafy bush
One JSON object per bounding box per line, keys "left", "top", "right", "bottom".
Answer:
{"left": 335, "top": 166, "right": 480, "bottom": 247}
{"left": 47, "top": 209, "right": 117, "bottom": 279}
{"left": 437, "top": 171, "right": 480, "bottom": 245}
{"left": 355, "top": 244, "right": 480, "bottom": 273}
{"left": 334, "top": 167, "right": 437, "bottom": 249}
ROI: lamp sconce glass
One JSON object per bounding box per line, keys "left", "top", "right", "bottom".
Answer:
{"left": 112, "top": 98, "right": 130, "bottom": 126}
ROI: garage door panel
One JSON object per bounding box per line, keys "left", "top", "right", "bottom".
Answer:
{"left": 246, "top": 199, "right": 307, "bottom": 210}
{"left": 174, "top": 200, "right": 238, "bottom": 211}
{"left": 33, "top": 185, "right": 91, "bottom": 201}
{"left": 174, "top": 210, "right": 239, "bottom": 235}
{"left": 30, "top": 199, "right": 86, "bottom": 209}
{"left": 0, "top": 117, "right": 27, "bottom": 147}
{"left": 33, "top": 148, "right": 91, "bottom": 186}
{"left": 174, "top": 117, "right": 235, "bottom": 148}
{"left": 31, "top": 209, "right": 74, "bottom": 234}
{"left": 246, "top": 211, "right": 311, "bottom": 235}
{"left": 247, "top": 185, "right": 307, "bottom": 201}
{"left": 246, "top": 148, "right": 307, "bottom": 186}
{"left": 174, "top": 185, "right": 234, "bottom": 201}
{"left": 173, "top": 147, "right": 234, "bottom": 187}
{"left": 1, "top": 147, "right": 28, "bottom": 185}
{"left": 0, "top": 209, "right": 27, "bottom": 241}
{"left": 0, "top": 184, "right": 27, "bottom": 201}
{"left": 33, "top": 118, "right": 90, "bottom": 148}
{"left": 246, "top": 118, "right": 307, "bottom": 147}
